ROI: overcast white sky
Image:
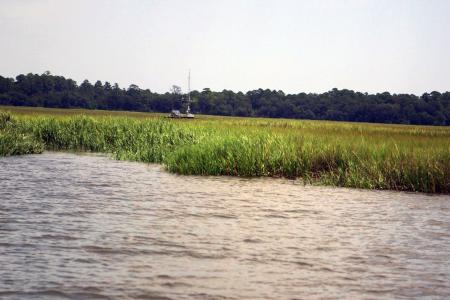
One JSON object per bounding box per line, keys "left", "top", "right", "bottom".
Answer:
{"left": 1, "top": 0, "right": 449, "bottom": 94}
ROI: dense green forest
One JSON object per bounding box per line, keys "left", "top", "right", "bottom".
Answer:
{"left": 1, "top": 72, "right": 449, "bottom": 125}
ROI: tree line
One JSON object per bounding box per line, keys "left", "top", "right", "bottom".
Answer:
{"left": 0, "top": 72, "right": 448, "bottom": 125}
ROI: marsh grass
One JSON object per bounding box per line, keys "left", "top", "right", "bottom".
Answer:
{"left": 0, "top": 111, "right": 44, "bottom": 156}
{"left": 1, "top": 107, "right": 449, "bottom": 193}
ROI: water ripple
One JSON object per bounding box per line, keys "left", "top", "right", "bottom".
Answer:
{"left": 0, "top": 152, "right": 449, "bottom": 300}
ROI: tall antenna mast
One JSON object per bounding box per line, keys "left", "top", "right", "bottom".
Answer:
{"left": 187, "top": 69, "right": 191, "bottom": 114}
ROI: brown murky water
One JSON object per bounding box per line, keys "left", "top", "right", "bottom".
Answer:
{"left": 1, "top": 152, "right": 449, "bottom": 300}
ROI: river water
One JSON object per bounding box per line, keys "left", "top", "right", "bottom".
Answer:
{"left": 0, "top": 152, "right": 449, "bottom": 300}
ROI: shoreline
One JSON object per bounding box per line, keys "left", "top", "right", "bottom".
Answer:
{"left": 1, "top": 110, "right": 449, "bottom": 194}
{"left": 3, "top": 150, "right": 448, "bottom": 197}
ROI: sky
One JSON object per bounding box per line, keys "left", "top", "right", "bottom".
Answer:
{"left": 0, "top": 0, "right": 449, "bottom": 95}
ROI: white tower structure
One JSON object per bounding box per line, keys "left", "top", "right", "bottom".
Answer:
{"left": 186, "top": 69, "right": 191, "bottom": 114}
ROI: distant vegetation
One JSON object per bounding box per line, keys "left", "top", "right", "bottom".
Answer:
{"left": 0, "top": 72, "right": 449, "bottom": 125}
{"left": 1, "top": 108, "right": 449, "bottom": 193}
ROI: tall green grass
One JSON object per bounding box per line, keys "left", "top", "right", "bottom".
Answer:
{"left": 0, "top": 111, "right": 44, "bottom": 156}
{"left": 1, "top": 110, "right": 449, "bottom": 194}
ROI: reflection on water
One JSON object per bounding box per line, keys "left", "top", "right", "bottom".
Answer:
{"left": 0, "top": 152, "right": 449, "bottom": 300}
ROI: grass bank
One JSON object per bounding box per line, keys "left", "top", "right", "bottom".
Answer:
{"left": 1, "top": 107, "right": 449, "bottom": 194}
